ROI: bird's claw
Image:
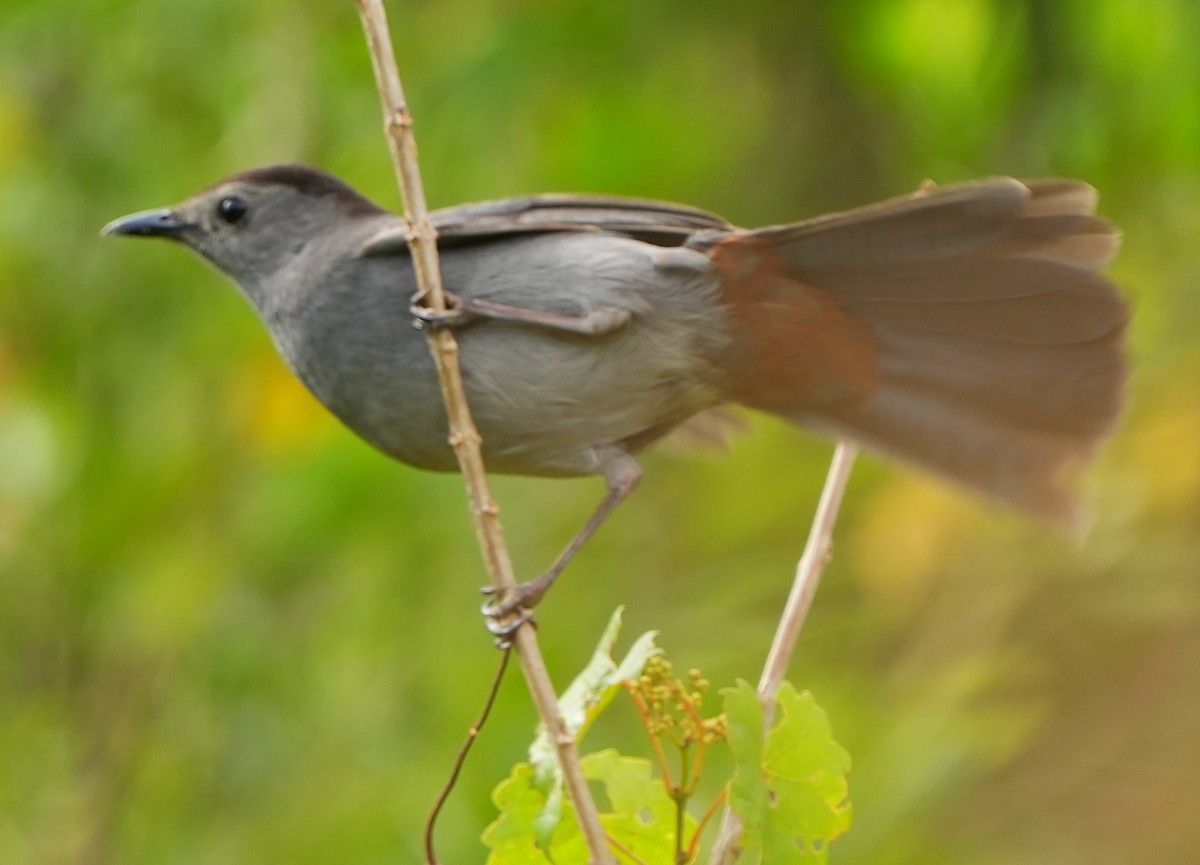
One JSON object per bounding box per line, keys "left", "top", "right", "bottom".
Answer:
{"left": 483, "top": 605, "right": 535, "bottom": 649}
{"left": 409, "top": 298, "right": 476, "bottom": 331}
{"left": 481, "top": 579, "right": 553, "bottom": 648}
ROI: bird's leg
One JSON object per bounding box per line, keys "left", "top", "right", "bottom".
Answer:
{"left": 412, "top": 291, "right": 631, "bottom": 335}
{"left": 483, "top": 447, "right": 643, "bottom": 637}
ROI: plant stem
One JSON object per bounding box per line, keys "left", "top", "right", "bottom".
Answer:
{"left": 707, "top": 441, "right": 859, "bottom": 865}
{"left": 352, "top": 3, "right": 614, "bottom": 863}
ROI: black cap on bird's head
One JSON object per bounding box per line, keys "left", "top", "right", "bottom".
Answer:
{"left": 102, "top": 165, "right": 386, "bottom": 288}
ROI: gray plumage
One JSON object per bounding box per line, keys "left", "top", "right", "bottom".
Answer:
{"left": 104, "top": 165, "right": 1129, "bottom": 535}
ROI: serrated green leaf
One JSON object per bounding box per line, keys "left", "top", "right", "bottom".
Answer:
{"left": 724, "top": 681, "right": 852, "bottom": 864}
{"left": 584, "top": 749, "right": 697, "bottom": 862}
{"left": 724, "top": 680, "right": 770, "bottom": 848}
{"left": 484, "top": 751, "right": 701, "bottom": 864}
{"left": 483, "top": 762, "right": 585, "bottom": 864}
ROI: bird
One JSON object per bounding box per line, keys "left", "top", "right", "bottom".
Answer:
{"left": 103, "top": 165, "right": 1129, "bottom": 619}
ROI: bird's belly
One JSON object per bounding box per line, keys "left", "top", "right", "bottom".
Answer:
{"left": 455, "top": 320, "right": 730, "bottom": 475}
{"left": 276, "top": 234, "right": 732, "bottom": 478}
{"left": 293, "top": 316, "right": 728, "bottom": 478}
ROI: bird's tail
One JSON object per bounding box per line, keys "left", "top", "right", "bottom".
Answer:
{"left": 706, "top": 178, "right": 1129, "bottom": 527}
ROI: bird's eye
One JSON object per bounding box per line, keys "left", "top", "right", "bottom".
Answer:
{"left": 217, "top": 196, "right": 248, "bottom": 225}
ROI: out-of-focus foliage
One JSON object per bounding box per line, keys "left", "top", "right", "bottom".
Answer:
{"left": 1, "top": 1, "right": 1198, "bottom": 863}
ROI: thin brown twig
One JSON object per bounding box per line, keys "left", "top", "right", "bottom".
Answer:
{"left": 688, "top": 788, "right": 728, "bottom": 863}
{"left": 351, "top": 3, "right": 614, "bottom": 863}
{"left": 606, "top": 833, "right": 649, "bottom": 865}
{"left": 707, "top": 441, "right": 859, "bottom": 865}
{"left": 424, "top": 647, "right": 512, "bottom": 864}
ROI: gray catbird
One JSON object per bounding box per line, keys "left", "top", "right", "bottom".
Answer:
{"left": 103, "top": 166, "right": 1128, "bottom": 616}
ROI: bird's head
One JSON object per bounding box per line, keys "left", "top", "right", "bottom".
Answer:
{"left": 102, "top": 164, "right": 386, "bottom": 291}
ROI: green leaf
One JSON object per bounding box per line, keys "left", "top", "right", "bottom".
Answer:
{"left": 585, "top": 749, "right": 697, "bottom": 862}
{"left": 724, "top": 681, "right": 852, "bottom": 864}
{"left": 483, "top": 751, "right": 696, "bottom": 865}
{"left": 482, "top": 762, "right": 584, "bottom": 865}
{"left": 725, "top": 681, "right": 770, "bottom": 848}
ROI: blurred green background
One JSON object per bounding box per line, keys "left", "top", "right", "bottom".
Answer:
{"left": 2, "top": 0, "right": 1198, "bottom": 863}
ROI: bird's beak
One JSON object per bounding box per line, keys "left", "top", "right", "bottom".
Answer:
{"left": 101, "top": 208, "right": 192, "bottom": 239}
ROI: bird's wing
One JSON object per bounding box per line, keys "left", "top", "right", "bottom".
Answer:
{"left": 358, "top": 193, "right": 732, "bottom": 255}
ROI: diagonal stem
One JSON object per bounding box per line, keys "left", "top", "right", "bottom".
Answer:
{"left": 756, "top": 441, "right": 860, "bottom": 707}
{"left": 352, "top": 3, "right": 614, "bottom": 863}
{"left": 707, "top": 441, "right": 859, "bottom": 865}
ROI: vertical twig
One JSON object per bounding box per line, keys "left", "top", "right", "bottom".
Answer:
{"left": 708, "top": 441, "right": 859, "bottom": 865}
{"left": 351, "top": 3, "right": 615, "bottom": 864}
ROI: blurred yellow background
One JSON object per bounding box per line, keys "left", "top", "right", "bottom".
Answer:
{"left": 1, "top": 1, "right": 1197, "bottom": 863}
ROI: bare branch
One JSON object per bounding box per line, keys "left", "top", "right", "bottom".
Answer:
{"left": 756, "top": 442, "right": 859, "bottom": 704}
{"left": 708, "top": 441, "right": 859, "bottom": 865}
{"left": 352, "top": 3, "right": 614, "bottom": 863}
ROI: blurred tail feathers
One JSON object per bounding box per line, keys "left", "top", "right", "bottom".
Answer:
{"left": 708, "top": 178, "right": 1129, "bottom": 528}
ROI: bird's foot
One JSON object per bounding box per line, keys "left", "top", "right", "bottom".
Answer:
{"left": 480, "top": 575, "right": 554, "bottom": 648}
{"left": 410, "top": 292, "right": 478, "bottom": 331}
